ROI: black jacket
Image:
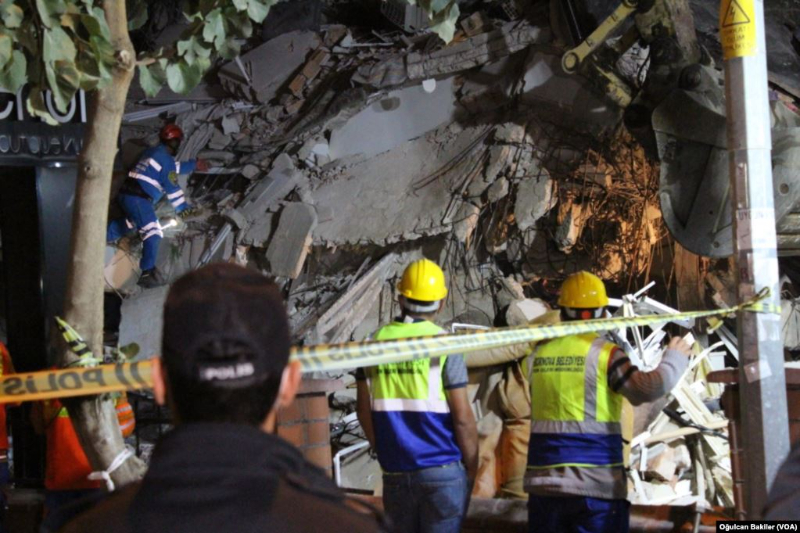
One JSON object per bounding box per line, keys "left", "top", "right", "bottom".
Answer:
{"left": 62, "top": 423, "right": 385, "bottom": 533}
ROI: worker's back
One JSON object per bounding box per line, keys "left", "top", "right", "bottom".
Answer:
{"left": 365, "top": 318, "right": 463, "bottom": 473}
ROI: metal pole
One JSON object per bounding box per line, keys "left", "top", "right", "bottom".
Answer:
{"left": 721, "top": 0, "right": 790, "bottom": 516}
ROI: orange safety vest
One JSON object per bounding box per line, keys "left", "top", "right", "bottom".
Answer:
{"left": 116, "top": 394, "right": 136, "bottom": 438}
{"left": 43, "top": 393, "right": 136, "bottom": 490}
{"left": 43, "top": 399, "right": 102, "bottom": 491}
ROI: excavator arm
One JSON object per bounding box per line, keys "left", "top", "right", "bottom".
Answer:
{"left": 554, "top": 0, "right": 800, "bottom": 257}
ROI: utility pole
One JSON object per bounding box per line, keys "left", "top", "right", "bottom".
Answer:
{"left": 721, "top": 0, "right": 790, "bottom": 516}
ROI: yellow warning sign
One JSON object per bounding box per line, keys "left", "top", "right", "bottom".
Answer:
{"left": 720, "top": 0, "right": 756, "bottom": 59}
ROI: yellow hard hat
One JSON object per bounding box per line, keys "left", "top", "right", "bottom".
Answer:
{"left": 558, "top": 271, "right": 608, "bottom": 309}
{"left": 397, "top": 259, "right": 448, "bottom": 302}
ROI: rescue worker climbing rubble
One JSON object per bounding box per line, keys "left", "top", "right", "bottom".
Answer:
{"left": 525, "top": 271, "right": 691, "bottom": 533}
{"left": 356, "top": 258, "right": 478, "bottom": 533}
{"left": 106, "top": 124, "right": 209, "bottom": 288}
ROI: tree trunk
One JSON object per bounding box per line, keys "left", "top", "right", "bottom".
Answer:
{"left": 60, "top": 0, "right": 146, "bottom": 487}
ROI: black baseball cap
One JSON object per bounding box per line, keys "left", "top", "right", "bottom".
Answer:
{"left": 161, "top": 263, "right": 291, "bottom": 389}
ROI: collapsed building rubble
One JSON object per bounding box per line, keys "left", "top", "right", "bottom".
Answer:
{"left": 101, "top": 0, "right": 800, "bottom": 520}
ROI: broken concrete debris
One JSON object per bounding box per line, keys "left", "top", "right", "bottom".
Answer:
{"left": 308, "top": 254, "right": 397, "bottom": 345}
{"left": 107, "top": 2, "right": 800, "bottom": 516}
{"left": 315, "top": 124, "right": 487, "bottom": 246}
{"left": 513, "top": 170, "right": 555, "bottom": 232}
{"left": 218, "top": 31, "right": 322, "bottom": 105}
{"left": 266, "top": 203, "right": 318, "bottom": 279}
{"left": 406, "top": 21, "right": 546, "bottom": 80}
{"left": 328, "top": 77, "right": 459, "bottom": 161}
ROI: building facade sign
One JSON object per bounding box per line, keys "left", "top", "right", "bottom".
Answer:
{"left": 0, "top": 88, "right": 86, "bottom": 160}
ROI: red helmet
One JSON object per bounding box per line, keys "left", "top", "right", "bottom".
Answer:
{"left": 160, "top": 124, "right": 184, "bottom": 142}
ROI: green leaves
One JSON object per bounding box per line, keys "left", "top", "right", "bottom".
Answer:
{"left": 36, "top": 0, "right": 67, "bottom": 29}
{"left": 229, "top": 0, "right": 275, "bottom": 22}
{"left": 81, "top": 7, "right": 111, "bottom": 41}
{"left": 138, "top": 62, "right": 166, "bottom": 98}
{"left": 135, "top": 0, "right": 278, "bottom": 97}
{"left": 0, "top": 31, "right": 11, "bottom": 66}
{"left": 166, "top": 59, "right": 207, "bottom": 95}
{"left": 408, "top": 0, "right": 460, "bottom": 43}
{"left": 0, "top": 0, "right": 119, "bottom": 112}
{"left": 202, "top": 8, "right": 225, "bottom": 48}
{"left": 43, "top": 26, "right": 76, "bottom": 62}
{"left": 43, "top": 26, "right": 79, "bottom": 111}
{"left": 26, "top": 86, "right": 58, "bottom": 125}
{"left": 0, "top": 0, "right": 23, "bottom": 28}
{"left": 127, "top": 0, "right": 147, "bottom": 31}
{"left": 247, "top": 0, "right": 275, "bottom": 24}
{"left": 0, "top": 49, "right": 26, "bottom": 93}
{"left": 177, "top": 35, "right": 211, "bottom": 65}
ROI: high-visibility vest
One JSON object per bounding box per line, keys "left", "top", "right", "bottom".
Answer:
{"left": 366, "top": 320, "right": 461, "bottom": 472}
{"left": 527, "top": 333, "right": 624, "bottom": 470}
{"left": 43, "top": 400, "right": 102, "bottom": 491}
{"left": 115, "top": 395, "right": 135, "bottom": 438}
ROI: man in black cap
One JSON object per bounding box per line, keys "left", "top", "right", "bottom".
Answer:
{"left": 63, "top": 264, "right": 384, "bottom": 533}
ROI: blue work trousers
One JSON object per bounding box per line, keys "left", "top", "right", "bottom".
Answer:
{"left": 107, "top": 194, "right": 162, "bottom": 272}
{"left": 382, "top": 462, "right": 469, "bottom": 533}
{"left": 528, "top": 494, "right": 630, "bottom": 533}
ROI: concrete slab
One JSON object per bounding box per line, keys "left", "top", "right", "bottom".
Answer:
{"left": 218, "top": 31, "right": 321, "bottom": 104}
{"left": 240, "top": 212, "right": 277, "bottom": 248}
{"left": 328, "top": 77, "right": 459, "bottom": 161}
{"left": 119, "top": 286, "right": 170, "bottom": 360}
{"left": 487, "top": 177, "right": 509, "bottom": 203}
{"left": 266, "top": 203, "right": 318, "bottom": 278}
{"left": 514, "top": 168, "right": 555, "bottom": 231}
{"left": 313, "top": 124, "right": 487, "bottom": 245}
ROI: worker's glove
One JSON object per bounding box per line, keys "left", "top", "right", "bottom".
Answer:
{"left": 178, "top": 206, "right": 200, "bottom": 220}
{"left": 195, "top": 158, "right": 210, "bottom": 172}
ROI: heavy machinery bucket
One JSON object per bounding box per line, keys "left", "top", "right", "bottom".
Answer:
{"left": 654, "top": 67, "right": 800, "bottom": 257}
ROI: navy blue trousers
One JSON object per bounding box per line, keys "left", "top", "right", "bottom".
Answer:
{"left": 107, "top": 194, "right": 162, "bottom": 271}
{"left": 528, "top": 494, "right": 630, "bottom": 533}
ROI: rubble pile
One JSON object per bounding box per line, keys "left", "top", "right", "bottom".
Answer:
{"left": 111, "top": 0, "right": 653, "bottom": 342}
{"left": 103, "top": 0, "right": 800, "bottom": 514}
{"left": 628, "top": 334, "right": 734, "bottom": 508}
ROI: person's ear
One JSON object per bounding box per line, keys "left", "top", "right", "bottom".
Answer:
{"left": 151, "top": 357, "right": 167, "bottom": 406}
{"left": 276, "top": 360, "right": 302, "bottom": 409}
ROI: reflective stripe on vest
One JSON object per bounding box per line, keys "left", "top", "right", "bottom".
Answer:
{"left": 368, "top": 320, "right": 449, "bottom": 413}
{"left": 528, "top": 333, "right": 623, "bottom": 469}
{"left": 367, "top": 319, "right": 462, "bottom": 472}
{"left": 116, "top": 399, "right": 136, "bottom": 438}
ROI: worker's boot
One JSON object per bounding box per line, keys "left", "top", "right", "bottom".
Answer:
{"left": 138, "top": 269, "right": 163, "bottom": 289}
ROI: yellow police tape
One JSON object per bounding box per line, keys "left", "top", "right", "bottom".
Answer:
{"left": 0, "top": 291, "right": 778, "bottom": 404}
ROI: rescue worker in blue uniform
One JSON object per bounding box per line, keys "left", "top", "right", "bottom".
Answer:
{"left": 525, "top": 271, "right": 691, "bottom": 533}
{"left": 356, "top": 259, "right": 478, "bottom": 533}
{"left": 107, "top": 124, "right": 208, "bottom": 288}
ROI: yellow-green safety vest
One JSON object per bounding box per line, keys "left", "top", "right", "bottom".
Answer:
{"left": 527, "top": 333, "right": 624, "bottom": 469}
{"left": 366, "top": 319, "right": 462, "bottom": 472}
